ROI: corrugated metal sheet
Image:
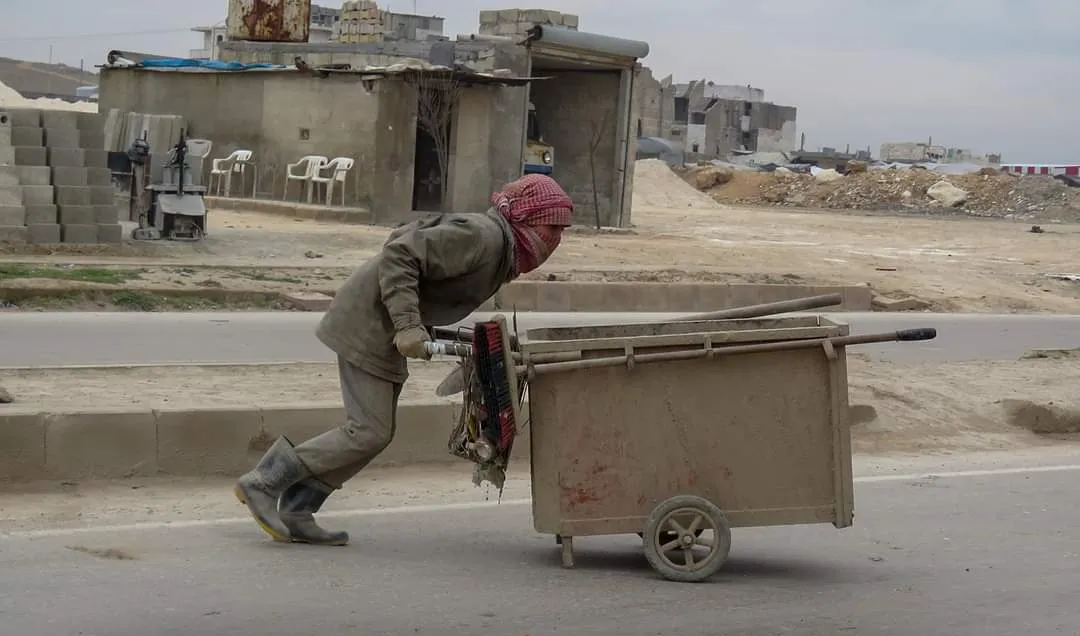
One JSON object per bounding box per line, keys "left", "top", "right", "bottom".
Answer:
{"left": 226, "top": 0, "right": 312, "bottom": 43}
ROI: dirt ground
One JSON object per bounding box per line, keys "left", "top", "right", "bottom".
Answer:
{"left": 3, "top": 354, "right": 1078, "bottom": 458}
{"left": 1, "top": 160, "right": 1079, "bottom": 312}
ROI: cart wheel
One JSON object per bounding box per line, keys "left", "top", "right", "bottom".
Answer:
{"left": 642, "top": 495, "right": 731, "bottom": 583}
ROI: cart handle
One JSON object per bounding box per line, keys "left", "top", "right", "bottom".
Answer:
{"left": 518, "top": 327, "right": 938, "bottom": 377}
{"left": 424, "top": 340, "right": 472, "bottom": 357}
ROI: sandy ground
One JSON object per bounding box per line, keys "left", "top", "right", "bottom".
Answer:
{"left": 1, "top": 160, "right": 1079, "bottom": 312}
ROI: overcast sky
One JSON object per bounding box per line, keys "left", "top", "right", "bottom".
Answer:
{"left": 3, "top": 0, "right": 1077, "bottom": 163}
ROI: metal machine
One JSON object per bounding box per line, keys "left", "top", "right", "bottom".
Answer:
{"left": 523, "top": 101, "right": 554, "bottom": 175}
{"left": 128, "top": 129, "right": 211, "bottom": 241}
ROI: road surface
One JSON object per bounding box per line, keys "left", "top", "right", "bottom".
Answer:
{"left": 2, "top": 455, "right": 1079, "bottom": 635}
{"left": 2, "top": 311, "right": 1080, "bottom": 367}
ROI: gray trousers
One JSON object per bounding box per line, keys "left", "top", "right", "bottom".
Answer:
{"left": 293, "top": 356, "right": 403, "bottom": 489}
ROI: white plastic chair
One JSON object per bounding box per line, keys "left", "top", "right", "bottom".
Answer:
{"left": 209, "top": 149, "right": 253, "bottom": 197}
{"left": 311, "top": 157, "right": 355, "bottom": 206}
{"left": 283, "top": 155, "right": 328, "bottom": 203}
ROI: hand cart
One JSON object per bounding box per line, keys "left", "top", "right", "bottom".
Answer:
{"left": 425, "top": 297, "right": 936, "bottom": 583}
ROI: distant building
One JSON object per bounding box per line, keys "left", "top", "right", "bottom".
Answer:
{"left": 189, "top": 2, "right": 444, "bottom": 59}
{"left": 880, "top": 141, "right": 1001, "bottom": 165}
{"left": 665, "top": 80, "right": 796, "bottom": 157}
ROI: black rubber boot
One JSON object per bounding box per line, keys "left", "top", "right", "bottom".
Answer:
{"left": 234, "top": 436, "right": 310, "bottom": 542}
{"left": 279, "top": 478, "right": 349, "bottom": 546}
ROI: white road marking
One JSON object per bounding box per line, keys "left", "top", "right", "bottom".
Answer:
{"left": 4, "top": 463, "right": 1080, "bottom": 539}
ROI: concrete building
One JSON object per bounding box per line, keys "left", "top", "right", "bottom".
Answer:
{"left": 880, "top": 141, "right": 1001, "bottom": 165}
{"left": 103, "top": 14, "right": 649, "bottom": 228}
{"left": 191, "top": 3, "right": 444, "bottom": 59}
{"left": 661, "top": 80, "right": 795, "bottom": 157}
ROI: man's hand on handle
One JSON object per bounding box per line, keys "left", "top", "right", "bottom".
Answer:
{"left": 394, "top": 326, "right": 432, "bottom": 360}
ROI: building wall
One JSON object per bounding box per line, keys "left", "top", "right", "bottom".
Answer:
{"left": 528, "top": 69, "right": 621, "bottom": 227}
{"left": 703, "top": 99, "right": 796, "bottom": 157}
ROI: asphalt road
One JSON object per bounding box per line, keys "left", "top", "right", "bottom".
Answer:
{"left": 1, "top": 311, "right": 1080, "bottom": 367}
{"left": 2, "top": 462, "right": 1079, "bottom": 635}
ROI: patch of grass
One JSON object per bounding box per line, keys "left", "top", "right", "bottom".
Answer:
{"left": 233, "top": 270, "right": 304, "bottom": 285}
{"left": 0, "top": 264, "right": 144, "bottom": 285}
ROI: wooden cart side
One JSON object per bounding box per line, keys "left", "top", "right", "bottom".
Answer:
{"left": 521, "top": 325, "right": 845, "bottom": 356}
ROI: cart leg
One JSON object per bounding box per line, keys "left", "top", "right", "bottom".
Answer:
{"left": 560, "top": 535, "right": 575, "bottom": 569}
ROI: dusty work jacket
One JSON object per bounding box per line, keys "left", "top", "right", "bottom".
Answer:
{"left": 315, "top": 208, "right": 516, "bottom": 383}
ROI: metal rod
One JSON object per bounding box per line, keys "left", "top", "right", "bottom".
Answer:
{"left": 517, "top": 328, "right": 936, "bottom": 376}
{"left": 674, "top": 293, "right": 844, "bottom": 322}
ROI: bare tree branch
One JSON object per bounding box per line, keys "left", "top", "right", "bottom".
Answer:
{"left": 408, "top": 71, "right": 463, "bottom": 212}
{"left": 587, "top": 109, "right": 611, "bottom": 230}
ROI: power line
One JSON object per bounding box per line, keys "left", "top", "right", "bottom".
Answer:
{"left": 0, "top": 28, "right": 194, "bottom": 43}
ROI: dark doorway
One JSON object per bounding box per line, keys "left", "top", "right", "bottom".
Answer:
{"left": 412, "top": 85, "right": 454, "bottom": 212}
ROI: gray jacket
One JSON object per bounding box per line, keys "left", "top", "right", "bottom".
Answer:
{"left": 315, "top": 209, "right": 515, "bottom": 383}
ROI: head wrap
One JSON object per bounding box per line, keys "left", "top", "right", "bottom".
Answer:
{"left": 491, "top": 174, "right": 574, "bottom": 275}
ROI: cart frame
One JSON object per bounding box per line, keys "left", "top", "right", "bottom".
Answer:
{"left": 517, "top": 314, "right": 857, "bottom": 582}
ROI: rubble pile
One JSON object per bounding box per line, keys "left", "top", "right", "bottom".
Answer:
{"left": 698, "top": 168, "right": 1080, "bottom": 221}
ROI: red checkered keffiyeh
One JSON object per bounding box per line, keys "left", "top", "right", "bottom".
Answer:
{"left": 491, "top": 174, "right": 574, "bottom": 275}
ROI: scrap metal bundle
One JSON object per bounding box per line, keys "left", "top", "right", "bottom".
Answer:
{"left": 446, "top": 320, "right": 526, "bottom": 492}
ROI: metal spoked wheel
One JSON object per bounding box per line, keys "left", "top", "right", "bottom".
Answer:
{"left": 642, "top": 495, "right": 731, "bottom": 583}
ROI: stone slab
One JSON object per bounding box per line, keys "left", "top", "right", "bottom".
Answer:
{"left": 0, "top": 185, "right": 22, "bottom": 206}
{"left": 46, "top": 147, "right": 83, "bottom": 167}
{"left": 0, "top": 165, "right": 17, "bottom": 186}
{"left": 97, "top": 223, "right": 124, "bottom": 243}
{"left": 58, "top": 204, "right": 95, "bottom": 225}
{"left": 24, "top": 204, "right": 57, "bottom": 224}
{"left": 11, "top": 126, "right": 43, "bottom": 147}
{"left": 75, "top": 112, "right": 106, "bottom": 131}
{"left": 89, "top": 185, "right": 114, "bottom": 205}
{"left": 51, "top": 167, "right": 88, "bottom": 187}
{"left": 20, "top": 185, "right": 53, "bottom": 205}
{"left": 0, "top": 147, "right": 13, "bottom": 165}
{"left": 44, "top": 409, "right": 158, "bottom": 479}
{"left": 0, "top": 204, "right": 26, "bottom": 225}
{"left": 283, "top": 291, "right": 333, "bottom": 311}
{"left": 0, "top": 411, "right": 46, "bottom": 481}
{"left": 61, "top": 223, "right": 98, "bottom": 243}
{"left": 55, "top": 185, "right": 90, "bottom": 206}
{"left": 86, "top": 167, "right": 113, "bottom": 187}
{"left": 82, "top": 149, "right": 108, "bottom": 169}
{"left": 41, "top": 110, "right": 78, "bottom": 129}
{"left": 5, "top": 108, "right": 42, "bottom": 127}
{"left": 14, "top": 146, "right": 47, "bottom": 166}
{"left": 78, "top": 130, "right": 106, "bottom": 150}
{"left": 15, "top": 165, "right": 51, "bottom": 186}
{"left": 0, "top": 126, "right": 11, "bottom": 147}
{"left": 43, "top": 127, "right": 80, "bottom": 149}
{"left": 0, "top": 225, "right": 29, "bottom": 242}
{"left": 95, "top": 205, "right": 119, "bottom": 223}
{"left": 27, "top": 223, "right": 61, "bottom": 244}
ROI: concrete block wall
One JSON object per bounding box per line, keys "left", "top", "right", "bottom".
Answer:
{"left": 0, "top": 108, "right": 121, "bottom": 245}
{"left": 478, "top": 8, "right": 579, "bottom": 37}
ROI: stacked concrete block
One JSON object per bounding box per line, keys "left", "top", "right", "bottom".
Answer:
{"left": 478, "top": 8, "right": 579, "bottom": 37}
{"left": 0, "top": 111, "right": 30, "bottom": 243}
{"left": 0, "top": 107, "right": 120, "bottom": 245}
{"left": 334, "top": 0, "right": 386, "bottom": 43}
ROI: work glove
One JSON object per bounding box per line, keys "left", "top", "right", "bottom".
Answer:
{"left": 394, "top": 326, "right": 432, "bottom": 360}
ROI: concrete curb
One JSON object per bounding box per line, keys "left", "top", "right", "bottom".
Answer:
{"left": 205, "top": 196, "right": 374, "bottom": 225}
{"left": 0, "top": 280, "right": 874, "bottom": 312}
{"left": 0, "top": 401, "right": 485, "bottom": 482}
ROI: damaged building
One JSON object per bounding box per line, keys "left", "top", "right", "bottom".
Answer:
{"left": 664, "top": 80, "right": 797, "bottom": 159}
{"left": 100, "top": 4, "right": 650, "bottom": 228}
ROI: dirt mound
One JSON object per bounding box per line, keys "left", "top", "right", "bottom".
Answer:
{"left": 1001, "top": 400, "right": 1080, "bottom": 435}
{"left": 702, "top": 168, "right": 1080, "bottom": 221}
{"left": 632, "top": 159, "right": 722, "bottom": 210}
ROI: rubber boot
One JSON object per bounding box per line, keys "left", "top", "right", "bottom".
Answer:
{"left": 234, "top": 436, "right": 310, "bottom": 542}
{"left": 278, "top": 478, "right": 349, "bottom": 546}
